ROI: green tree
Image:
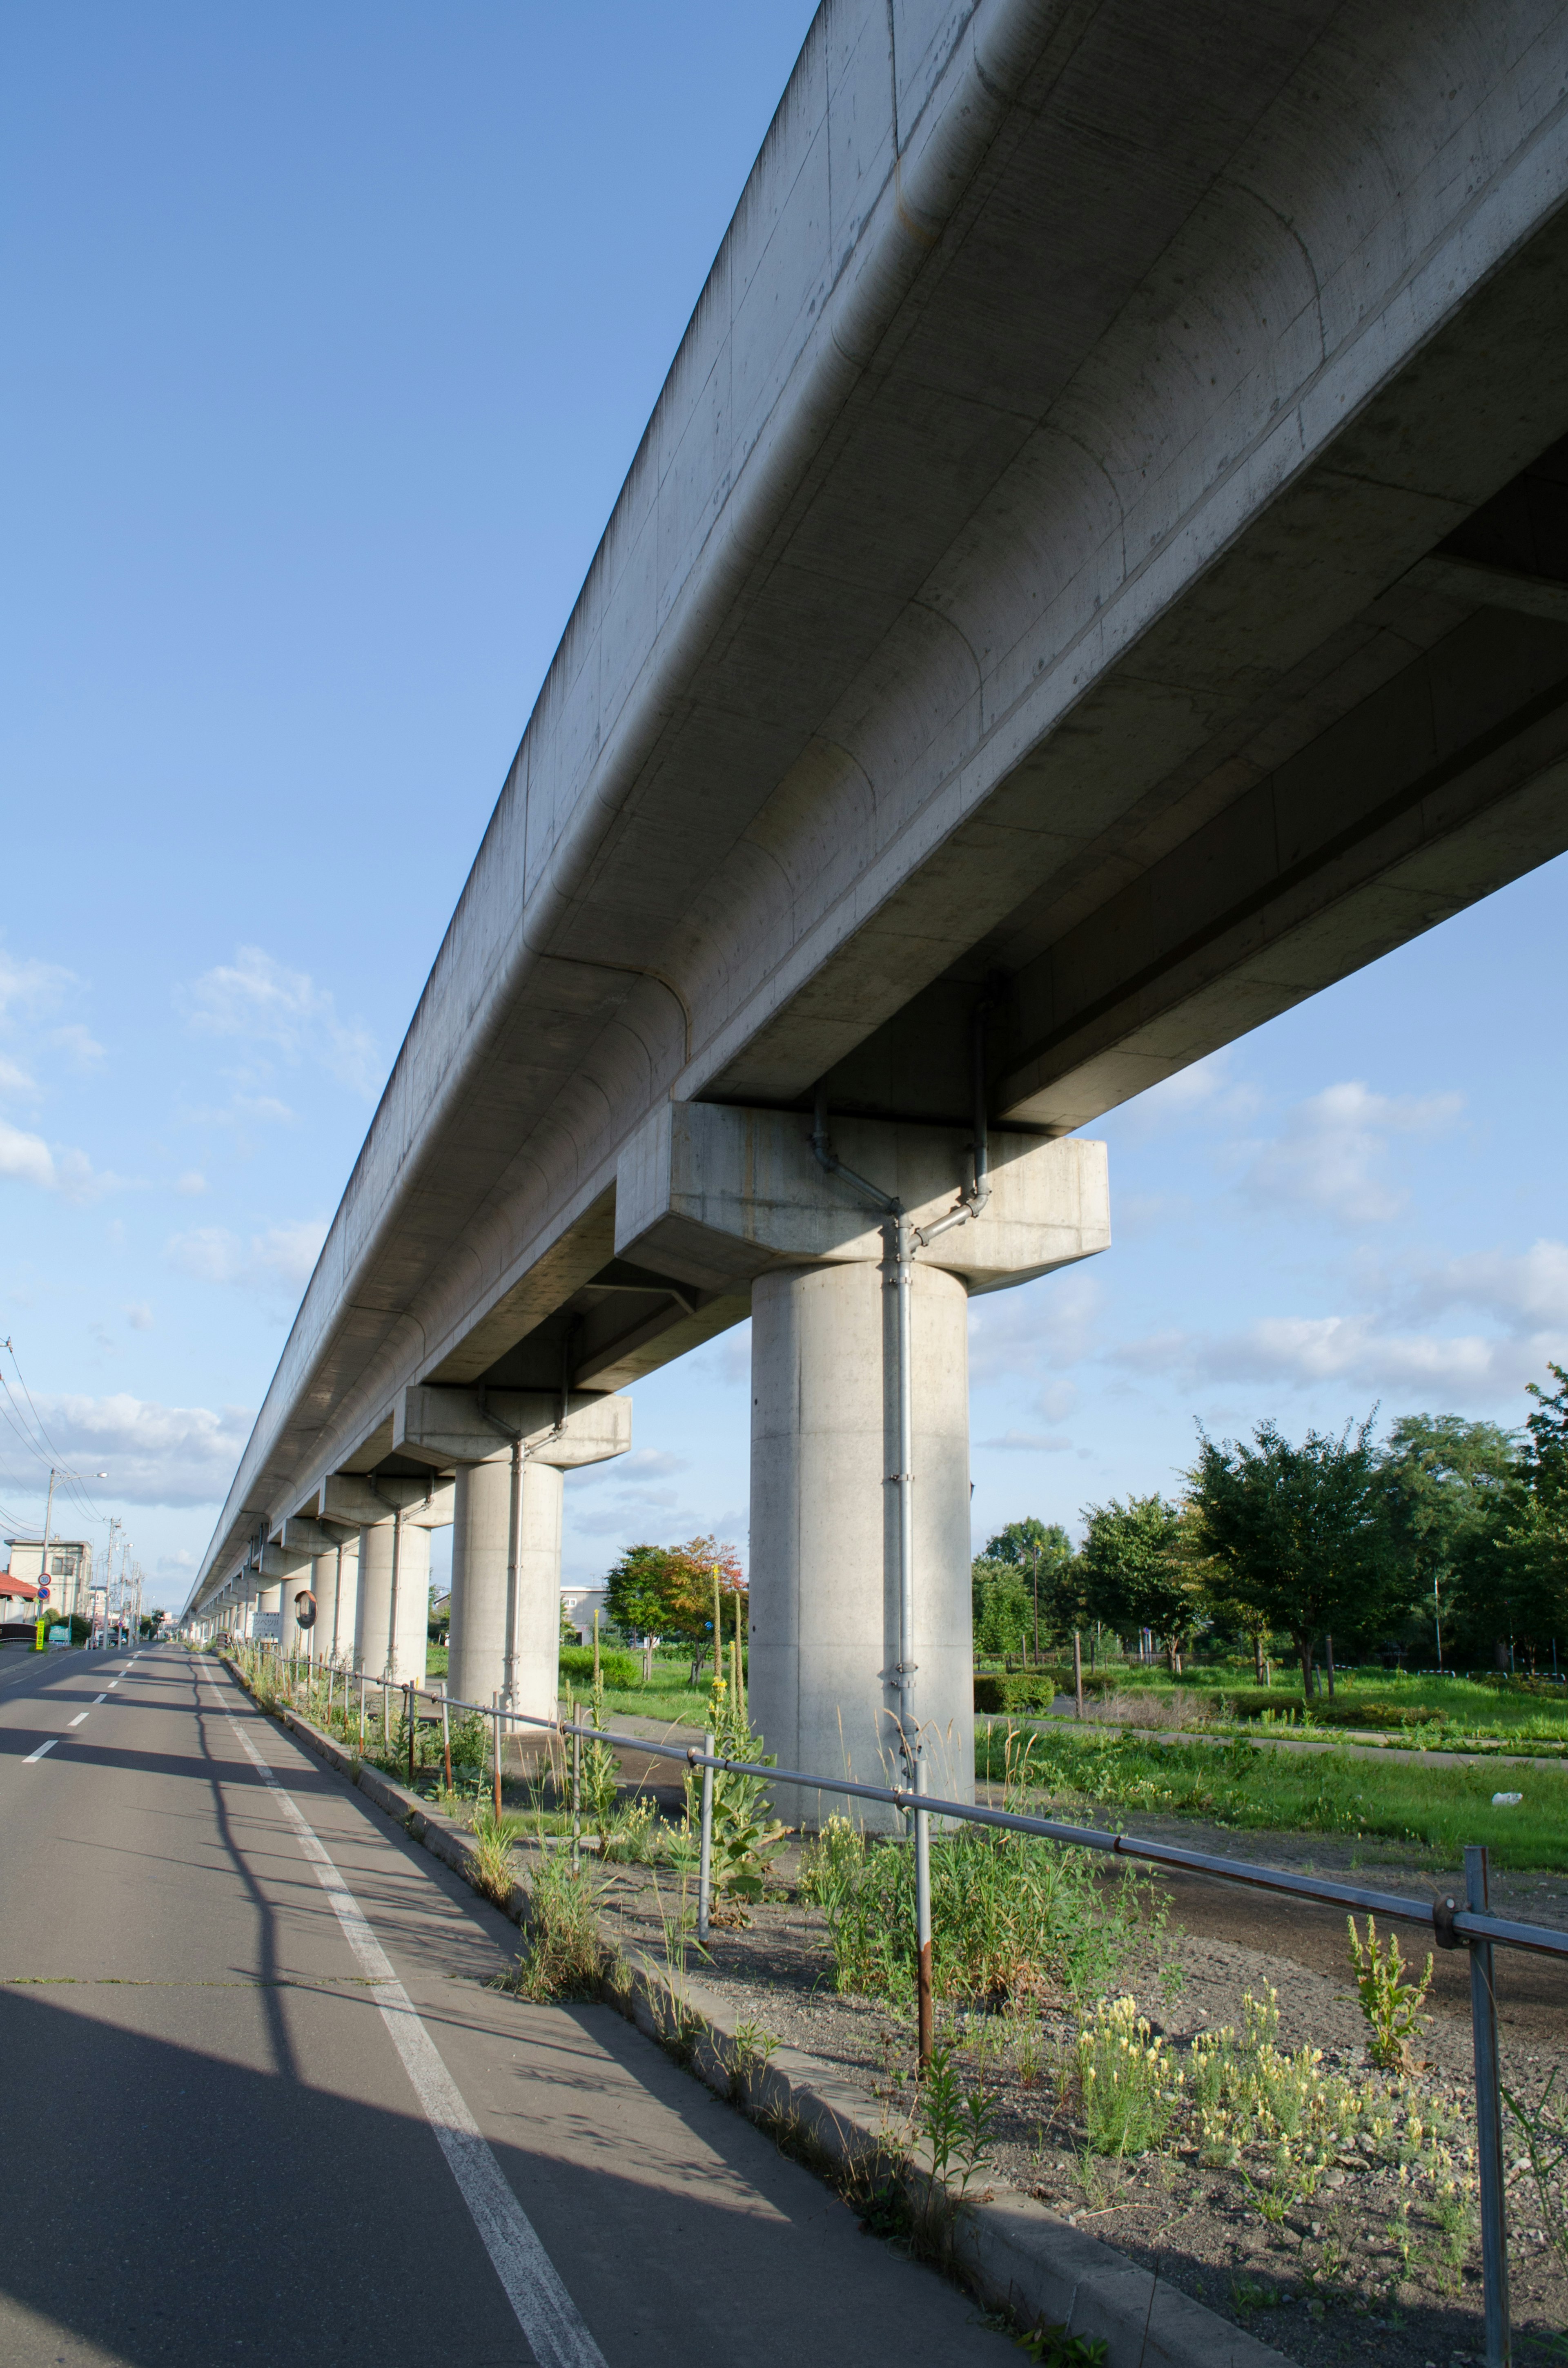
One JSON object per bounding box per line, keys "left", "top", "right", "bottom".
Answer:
{"left": 1075, "top": 1495, "right": 1192, "bottom": 1664}
{"left": 1189, "top": 1416, "right": 1397, "bottom": 1698}
{"left": 1379, "top": 1413, "right": 1517, "bottom": 1667}
{"left": 601, "top": 1536, "right": 745, "bottom": 1665}
{"left": 604, "top": 1543, "right": 683, "bottom": 1639}
{"left": 980, "top": 1518, "right": 1073, "bottom": 1656}
{"left": 971, "top": 1555, "right": 1031, "bottom": 1658}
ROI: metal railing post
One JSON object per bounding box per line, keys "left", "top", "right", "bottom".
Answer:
{"left": 492, "top": 1694, "right": 503, "bottom": 1821}
{"left": 441, "top": 1683, "right": 452, "bottom": 1792}
{"left": 913, "top": 1743, "right": 933, "bottom": 2068}
{"left": 406, "top": 1681, "right": 416, "bottom": 1784}
{"left": 357, "top": 1664, "right": 365, "bottom": 1747}
{"left": 571, "top": 1717, "right": 583, "bottom": 1873}
{"left": 1467, "top": 1844, "right": 1511, "bottom": 2368}
{"left": 697, "top": 1730, "right": 715, "bottom": 1943}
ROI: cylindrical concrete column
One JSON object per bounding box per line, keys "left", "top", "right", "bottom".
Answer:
{"left": 515, "top": 1459, "right": 564, "bottom": 1723}
{"left": 313, "top": 1545, "right": 352, "bottom": 1663}
{"left": 748, "top": 1257, "right": 973, "bottom": 1830}
{"left": 327, "top": 1542, "right": 358, "bottom": 1663}
{"left": 448, "top": 1454, "right": 512, "bottom": 1712}
{"left": 353, "top": 1517, "right": 430, "bottom": 1686}
{"left": 278, "top": 1571, "right": 307, "bottom": 1657}
{"left": 447, "top": 1452, "right": 563, "bottom": 1721}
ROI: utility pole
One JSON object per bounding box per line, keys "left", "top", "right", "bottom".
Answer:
{"left": 37, "top": 1468, "right": 57, "bottom": 1617}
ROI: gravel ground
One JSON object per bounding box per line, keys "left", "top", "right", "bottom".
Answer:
{"left": 565, "top": 1836, "right": 1567, "bottom": 2368}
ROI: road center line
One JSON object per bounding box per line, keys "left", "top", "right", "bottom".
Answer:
{"left": 22, "top": 1740, "right": 57, "bottom": 1764}
{"left": 68, "top": 1713, "right": 89, "bottom": 1727}
{"left": 223, "top": 1707, "right": 606, "bottom": 2368}
{"left": 93, "top": 1693, "right": 106, "bottom": 1704}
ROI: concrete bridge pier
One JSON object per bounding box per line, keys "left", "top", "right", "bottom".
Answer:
{"left": 750, "top": 1255, "right": 973, "bottom": 1817}
{"left": 315, "top": 1541, "right": 357, "bottom": 1664}
{"left": 616, "top": 1101, "right": 1112, "bottom": 1830}
{"left": 393, "top": 1389, "right": 633, "bottom": 1726}
{"left": 352, "top": 1520, "right": 430, "bottom": 1686}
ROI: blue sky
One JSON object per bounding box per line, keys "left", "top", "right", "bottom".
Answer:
{"left": 4, "top": 6, "right": 1566, "bottom": 1610}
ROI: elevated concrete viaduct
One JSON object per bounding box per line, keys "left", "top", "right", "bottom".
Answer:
{"left": 188, "top": 0, "right": 1568, "bottom": 1806}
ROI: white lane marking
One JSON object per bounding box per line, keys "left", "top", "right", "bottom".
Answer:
{"left": 23, "top": 1739, "right": 57, "bottom": 1763}
{"left": 107, "top": 1681, "right": 119, "bottom": 1690}
{"left": 223, "top": 1711, "right": 606, "bottom": 2368}
{"left": 68, "top": 1712, "right": 89, "bottom": 1727}
{"left": 93, "top": 1693, "right": 106, "bottom": 1704}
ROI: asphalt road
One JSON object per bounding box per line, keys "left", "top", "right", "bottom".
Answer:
{"left": 0, "top": 1648, "right": 1014, "bottom": 2368}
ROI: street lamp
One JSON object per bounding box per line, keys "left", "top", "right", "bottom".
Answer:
{"left": 36, "top": 1468, "right": 108, "bottom": 1622}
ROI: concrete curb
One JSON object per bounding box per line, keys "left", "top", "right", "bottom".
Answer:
{"left": 225, "top": 1664, "right": 1287, "bottom": 2368}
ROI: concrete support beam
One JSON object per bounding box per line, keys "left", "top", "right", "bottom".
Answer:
{"left": 618, "top": 1105, "right": 1109, "bottom": 1827}
{"left": 615, "top": 1102, "right": 1109, "bottom": 1294}
{"left": 394, "top": 1387, "right": 631, "bottom": 1720}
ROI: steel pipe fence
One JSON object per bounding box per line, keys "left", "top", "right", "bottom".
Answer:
{"left": 238, "top": 1644, "right": 1566, "bottom": 2368}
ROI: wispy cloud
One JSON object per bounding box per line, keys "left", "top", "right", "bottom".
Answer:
{"left": 181, "top": 947, "right": 379, "bottom": 1097}
{"left": 1238, "top": 1082, "right": 1463, "bottom": 1225}
{"left": 974, "top": 1430, "right": 1073, "bottom": 1453}
{"left": 0, "top": 1119, "right": 128, "bottom": 1204}
{"left": 0, "top": 1392, "right": 254, "bottom": 1508}
{"left": 165, "top": 1216, "right": 328, "bottom": 1295}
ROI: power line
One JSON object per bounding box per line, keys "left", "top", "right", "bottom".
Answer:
{"left": 1, "top": 1341, "right": 110, "bottom": 1528}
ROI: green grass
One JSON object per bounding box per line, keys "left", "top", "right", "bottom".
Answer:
{"left": 998, "top": 1660, "right": 1568, "bottom": 1746}
{"left": 977, "top": 1721, "right": 1568, "bottom": 1870}
{"left": 595, "top": 1683, "right": 708, "bottom": 1725}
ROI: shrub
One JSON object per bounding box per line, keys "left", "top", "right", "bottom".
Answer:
{"left": 560, "top": 1645, "right": 639, "bottom": 1690}
{"left": 973, "top": 1669, "right": 1123, "bottom": 1714}
{"left": 497, "top": 1851, "right": 606, "bottom": 2001}
{"left": 799, "top": 1819, "right": 1154, "bottom": 2009}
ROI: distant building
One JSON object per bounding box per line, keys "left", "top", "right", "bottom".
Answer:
{"left": 0, "top": 1569, "right": 41, "bottom": 1617}
{"left": 3, "top": 1539, "right": 94, "bottom": 1618}
{"left": 560, "top": 1583, "right": 608, "bottom": 1645}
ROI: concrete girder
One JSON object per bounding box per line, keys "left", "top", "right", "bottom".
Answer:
{"left": 316, "top": 1476, "right": 454, "bottom": 1530}
{"left": 615, "top": 1103, "right": 1109, "bottom": 1297}
{"left": 391, "top": 1387, "right": 632, "bottom": 1471}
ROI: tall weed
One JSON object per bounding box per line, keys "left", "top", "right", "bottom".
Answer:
{"left": 799, "top": 1819, "right": 1154, "bottom": 2009}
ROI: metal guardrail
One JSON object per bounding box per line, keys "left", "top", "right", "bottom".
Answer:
{"left": 240, "top": 1644, "right": 1566, "bottom": 2368}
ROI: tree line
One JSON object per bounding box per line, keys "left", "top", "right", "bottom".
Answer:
{"left": 973, "top": 1369, "right": 1568, "bottom": 1693}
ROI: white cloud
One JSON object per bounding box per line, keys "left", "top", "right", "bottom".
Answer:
{"left": 165, "top": 1215, "right": 328, "bottom": 1296}
{"left": 1241, "top": 1081, "right": 1463, "bottom": 1225}
{"left": 0, "top": 1392, "right": 254, "bottom": 1508}
{"left": 1111, "top": 1313, "right": 1559, "bottom": 1403}
{"left": 0, "top": 1121, "right": 123, "bottom": 1203}
{"left": 969, "top": 1275, "right": 1099, "bottom": 1382}
{"left": 50, "top": 1023, "right": 105, "bottom": 1070}
{"left": 175, "top": 1171, "right": 207, "bottom": 1196}
{"left": 0, "top": 950, "right": 76, "bottom": 1029}
{"left": 0, "top": 1055, "right": 36, "bottom": 1097}
{"left": 974, "top": 1430, "right": 1073, "bottom": 1453}
{"left": 1119, "top": 1055, "right": 1261, "bottom": 1135}
{"left": 1404, "top": 1239, "right": 1568, "bottom": 1333}
{"left": 124, "top": 1302, "right": 154, "bottom": 1332}
{"left": 0, "top": 1119, "right": 54, "bottom": 1190}
{"left": 181, "top": 947, "right": 379, "bottom": 1097}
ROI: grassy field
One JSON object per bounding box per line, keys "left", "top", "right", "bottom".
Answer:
{"left": 992, "top": 1658, "right": 1568, "bottom": 1745}
{"left": 976, "top": 1718, "right": 1568, "bottom": 1870}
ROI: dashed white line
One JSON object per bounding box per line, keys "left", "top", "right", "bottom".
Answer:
{"left": 68, "top": 1712, "right": 89, "bottom": 1727}
{"left": 93, "top": 1693, "right": 106, "bottom": 1704}
{"left": 22, "top": 1739, "right": 57, "bottom": 1764}
{"left": 225, "top": 1711, "right": 606, "bottom": 2368}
